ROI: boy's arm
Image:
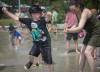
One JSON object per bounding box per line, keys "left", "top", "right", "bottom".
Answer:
{"left": 64, "top": 14, "right": 68, "bottom": 31}
{"left": 2, "top": 7, "right": 19, "bottom": 21}
{"left": 2, "top": 7, "right": 30, "bottom": 28}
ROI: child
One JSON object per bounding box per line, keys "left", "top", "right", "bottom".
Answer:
{"left": 64, "top": 4, "right": 79, "bottom": 53}
{"left": 13, "top": 29, "right": 22, "bottom": 48}
{"left": 2, "top": 5, "right": 53, "bottom": 72}
{"left": 8, "top": 23, "right": 15, "bottom": 46}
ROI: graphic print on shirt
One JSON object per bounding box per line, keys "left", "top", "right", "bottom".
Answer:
{"left": 31, "top": 22, "right": 47, "bottom": 41}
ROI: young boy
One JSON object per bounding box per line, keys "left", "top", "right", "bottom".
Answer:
{"left": 2, "top": 5, "right": 53, "bottom": 72}
{"left": 64, "top": 4, "right": 79, "bottom": 53}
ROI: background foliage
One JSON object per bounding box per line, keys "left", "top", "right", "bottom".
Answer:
{"left": 0, "top": 0, "right": 100, "bottom": 25}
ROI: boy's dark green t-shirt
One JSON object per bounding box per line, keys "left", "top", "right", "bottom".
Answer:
{"left": 19, "top": 17, "right": 51, "bottom": 42}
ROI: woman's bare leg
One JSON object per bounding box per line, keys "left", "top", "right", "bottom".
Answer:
{"left": 79, "top": 45, "right": 86, "bottom": 72}
{"left": 85, "top": 45, "right": 96, "bottom": 72}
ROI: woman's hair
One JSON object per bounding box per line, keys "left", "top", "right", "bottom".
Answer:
{"left": 83, "top": 0, "right": 99, "bottom": 9}
{"left": 69, "top": 0, "right": 84, "bottom": 11}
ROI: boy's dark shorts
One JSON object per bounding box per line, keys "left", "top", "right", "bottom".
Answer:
{"left": 66, "top": 33, "right": 78, "bottom": 40}
{"left": 29, "top": 40, "right": 53, "bottom": 64}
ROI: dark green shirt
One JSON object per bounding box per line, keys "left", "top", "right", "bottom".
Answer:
{"left": 84, "top": 14, "right": 100, "bottom": 35}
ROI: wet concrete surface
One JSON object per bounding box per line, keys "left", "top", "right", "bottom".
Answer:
{"left": 0, "top": 31, "right": 100, "bottom": 72}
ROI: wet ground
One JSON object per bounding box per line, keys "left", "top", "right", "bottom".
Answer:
{"left": 0, "top": 31, "right": 100, "bottom": 72}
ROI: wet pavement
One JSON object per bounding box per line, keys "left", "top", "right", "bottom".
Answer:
{"left": 0, "top": 31, "right": 100, "bottom": 72}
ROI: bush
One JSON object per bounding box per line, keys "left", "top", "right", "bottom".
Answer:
{"left": 0, "top": 19, "right": 15, "bottom": 26}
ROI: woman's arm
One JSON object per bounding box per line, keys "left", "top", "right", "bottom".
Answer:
{"left": 66, "top": 9, "right": 90, "bottom": 33}
{"left": 2, "top": 7, "right": 19, "bottom": 21}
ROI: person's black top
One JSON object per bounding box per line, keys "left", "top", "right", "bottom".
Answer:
{"left": 84, "top": 14, "right": 100, "bottom": 35}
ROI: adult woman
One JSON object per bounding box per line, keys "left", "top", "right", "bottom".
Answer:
{"left": 65, "top": 0, "right": 100, "bottom": 72}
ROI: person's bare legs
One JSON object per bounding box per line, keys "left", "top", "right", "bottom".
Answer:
{"left": 15, "top": 37, "right": 21, "bottom": 48}
{"left": 33, "top": 54, "right": 42, "bottom": 66}
{"left": 16, "top": 38, "right": 19, "bottom": 47}
{"left": 66, "top": 40, "right": 70, "bottom": 53}
{"left": 14, "top": 37, "right": 18, "bottom": 49}
{"left": 92, "top": 48, "right": 96, "bottom": 59}
{"left": 24, "top": 55, "right": 34, "bottom": 70}
{"left": 44, "top": 64, "right": 54, "bottom": 72}
{"left": 79, "top": 45, "right": 86, "bottom": 72}
{"left": 74, "top": 40, "right": 79, "bottom": 54}
{"left": 85, "top": 45, "right": 96, "bottom": 72}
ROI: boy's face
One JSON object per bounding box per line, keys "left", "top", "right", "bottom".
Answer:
{"left": 69, "top": 5, "right": 76, "bottom": 11}
{"left": 69, "top": 5, "right": 80, "bottom": 13}
{"left": 31, "top": 12, "right": 41, "bottom": 20}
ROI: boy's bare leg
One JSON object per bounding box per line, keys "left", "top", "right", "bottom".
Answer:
{"left": 66, "top": 40, "right": 70, "bottom": 53}
{"left": 74, "top": 40, "right": 80, "bottom": 54}
{"left": 44, "top": 64, "right": 54, "bottom": 72}
{"left": 24, "top": 55, "right": 34, "bottom": 70}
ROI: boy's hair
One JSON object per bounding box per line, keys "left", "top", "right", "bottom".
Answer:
{"left": 69, "top": 0, "right": 82, "bottom": 9}
{"left": 29, "top": 5, "right": 42, "bottom": 14}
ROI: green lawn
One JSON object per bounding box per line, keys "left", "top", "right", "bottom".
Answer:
{"left": 0, "top": 19, "right": 15, "bottom": 26}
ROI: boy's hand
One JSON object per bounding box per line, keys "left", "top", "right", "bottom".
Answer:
{"left": 1, "top": 6, "right": 19, "bottom": 21}
{"left": 2, "top": 7, "right": 7, "bottom": 13}
{"left": 41, "top": 31, "right": 44, "bottom": 34}
{"left": 63, "top": 29, "right": 66, "bottom": 33}
{"left": 63, "top": 28, "right": 68, "bottom": 33}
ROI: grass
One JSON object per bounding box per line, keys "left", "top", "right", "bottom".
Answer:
{"left": 0, "top": 19, "right": 15, "bottom": 26}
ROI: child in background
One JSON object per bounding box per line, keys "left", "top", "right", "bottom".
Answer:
{"left": 64, "top": 4, "right": 79, "bottom": 53}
